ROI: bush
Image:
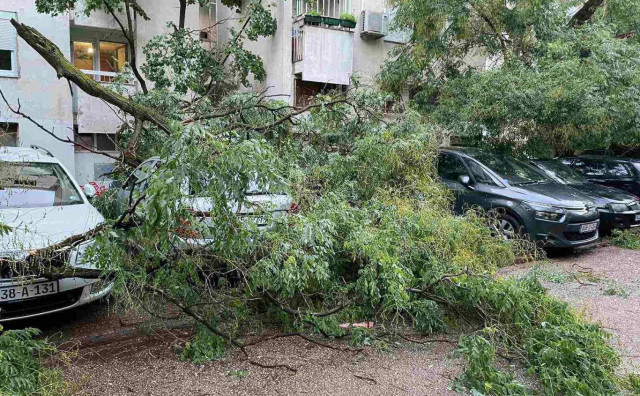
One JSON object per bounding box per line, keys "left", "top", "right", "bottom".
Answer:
{"left": 611, "top": 229, "right": 640, "bottom": 250}
{"left": 0, "top": 326, "right": 58, "bottom": 396}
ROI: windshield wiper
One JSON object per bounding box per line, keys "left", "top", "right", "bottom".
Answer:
{"left": 516, "top": 180, "right": 545, "bottom": 185}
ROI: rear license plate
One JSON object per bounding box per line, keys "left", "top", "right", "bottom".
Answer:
{"left": 579, "top": 222, "right": 598, "bottom": 233}
{"left": 635, "top": 214, "right": 640, "bottom": 222}
{"left": 0, "top": 281, "right": 58, "bottom": 302}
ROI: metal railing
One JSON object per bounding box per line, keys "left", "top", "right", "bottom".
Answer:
{"left": 292, "top": 29, "right": 304, "bottom": 62}
{"left": 293, "top": 0, "right": 351, "bottom": 18}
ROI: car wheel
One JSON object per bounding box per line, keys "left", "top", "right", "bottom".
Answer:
{"left": 492, "top": 213, "right": 524, "bottom": 240}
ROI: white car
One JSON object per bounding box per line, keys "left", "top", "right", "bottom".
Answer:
{"left": 122, "top": 157, "right": 293, "bottom": 248}
{"left": 0, "top": 146, "right": 111, "bottom": 322}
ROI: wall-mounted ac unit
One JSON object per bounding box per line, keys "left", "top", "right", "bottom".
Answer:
{"left": 360, "top": 10, "right": 388, "bottom": 39}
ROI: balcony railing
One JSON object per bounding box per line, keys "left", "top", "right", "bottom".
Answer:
{"left": 293, "top": 0, "right": 352, "bottom": 18}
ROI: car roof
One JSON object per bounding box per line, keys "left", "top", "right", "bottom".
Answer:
{"left": 439, "top": 146, "right": 482, "bottom": 158}
{"left": 575, "top": 155, "right": 640, "bottom": 163}
{"left": 0, "top": 146, "right": 60, "bottom": 164}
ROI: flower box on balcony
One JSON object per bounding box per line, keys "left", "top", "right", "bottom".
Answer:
{"left": 323, "top": 17, "right": 341, "bottom": 26}
{"left": 304, "top": 14, "right": 322, "bottom": 24}
{"left": 340, "top": 19, "right": 357, "bottom": 29}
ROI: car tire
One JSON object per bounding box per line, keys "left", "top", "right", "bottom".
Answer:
{"left": 492, "top": 213, "right": 526, "bottom": 240}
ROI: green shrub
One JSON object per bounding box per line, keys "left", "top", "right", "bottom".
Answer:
{"left": 611, "top": 229, "right": 640, "bottom": 250}
{"left": 0, "top": 326, "right": 57, "bottom": 396}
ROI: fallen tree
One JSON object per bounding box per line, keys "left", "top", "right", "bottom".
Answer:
{"left": 1, "top": 1, "right": 630, "bottom": 394}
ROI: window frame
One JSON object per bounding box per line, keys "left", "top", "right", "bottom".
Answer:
{"left": 437, "top": 152, "right": 470, "bottom": 182}
{"left": 70, "top": 35, "right": 129, "bottom": 83}
{"left": 0, "top": 11, "right": 19, "bottom": 78}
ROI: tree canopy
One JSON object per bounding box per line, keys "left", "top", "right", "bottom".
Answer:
{"left": 381, "top": 0, "right": 640, "bottom": 156}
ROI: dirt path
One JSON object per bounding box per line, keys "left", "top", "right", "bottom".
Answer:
{"left": 501, "top": 245, "right": 640, "bottom": 373}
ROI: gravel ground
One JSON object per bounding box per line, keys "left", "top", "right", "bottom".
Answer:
{"left": 59, "top": 330, "right": 463, "bottom": 396}
{"left": 501, "top": 245, "right": 640, "bottom": 373}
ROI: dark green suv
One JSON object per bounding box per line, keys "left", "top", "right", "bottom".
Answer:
{"left": 438, "top": 148, "right": 600, "bottom": 248}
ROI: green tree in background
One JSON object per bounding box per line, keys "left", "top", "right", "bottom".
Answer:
{"left": 380, "top": 0, "right": 640, "bottom": 157}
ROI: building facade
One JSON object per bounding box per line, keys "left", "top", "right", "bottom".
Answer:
{"left": 0, "top": 0, "right": 406, "bottom": 185}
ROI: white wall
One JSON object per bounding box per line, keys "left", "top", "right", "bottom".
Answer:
{"left": 0, "top": 0, "right": 76, "bottom": 172}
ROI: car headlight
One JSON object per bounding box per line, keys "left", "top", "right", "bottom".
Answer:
{"left": 524, "top": 201, "right": 566, "bottom": 221}
{"left": 608, "top": 203, "right": 630, "bottom": 213}
{"left": 69, "top": 241, "right": 95, "bottom": 267}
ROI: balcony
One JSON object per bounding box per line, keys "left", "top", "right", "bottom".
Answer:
{"left": 291, "top": 1, "right": 354, "bottom": 87}
{"left": 73, "top": 70, "right": 135, "bottom": 135}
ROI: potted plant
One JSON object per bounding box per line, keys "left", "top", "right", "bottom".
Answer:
{"left": 323, "top": 15, "right": 341, "bottom": 26}
{"left": 304, "top": 9, "right": 322, "bottom": 24}
{"left": 340, "top": 13, "right": 357, "bottom": 28}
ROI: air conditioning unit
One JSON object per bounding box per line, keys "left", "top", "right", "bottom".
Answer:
{"left": 360, "top": 10, "right": 388, "bottom": 39}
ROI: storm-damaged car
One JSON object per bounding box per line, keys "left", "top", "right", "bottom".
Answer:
{"left": 0, "top": 146, "right": 111, "bottom": 322}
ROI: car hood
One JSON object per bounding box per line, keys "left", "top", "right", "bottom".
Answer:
{"left": 568, "top": 183, "right": 637, "bottom": 207}
{"left": 510, "top": 182, "right": 594, "bottom": 208}
{"left": 0, "top": 204, "right": 104, "bottom": 253}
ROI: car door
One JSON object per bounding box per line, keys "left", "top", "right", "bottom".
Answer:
{"left": 437, "top": 153, "right": 479, "bottom": 213}
{"left": 461, "top": 157, "right": 506, "bottom": 211}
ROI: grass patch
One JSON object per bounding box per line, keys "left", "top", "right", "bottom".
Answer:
{"left": 603, "top": 280, "right": 628, "bottom": 298}
{"left": 611, "top": 229, "right": 640, "bottom": 250}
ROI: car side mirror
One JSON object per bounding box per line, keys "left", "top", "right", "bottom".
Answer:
{"left": 82, "top": 183, "right": 97, "bottom": 199}
{"left": 458, "top": 175, "right": 475, "bottom": 190}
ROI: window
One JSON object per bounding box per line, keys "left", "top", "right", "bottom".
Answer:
{"left": 294, "top": 79, "right": 347, "bottom": 108}
{"left": 71, "top": 37, "right": 128, "bottom": 82}
{"left": 199, "top": 1, "right": 217, "bottom": 43}
{"left": 0, "top": 11, "right": 18, "bottom": 77}
{"left": 0, "top": 122, "right": 18, "bottom": 146}
{"left": 463, "top": 158, "right": 496, "bottom": 185}
{"left": 0, "top": 162, "right": 83, "bottom": 208}
{"left": 607, "top": 162, "right": 632, "bottom": 178}
{"left": 575, "top": 159, "right": 606, "bottom": 176}
{"left": 437, "top": 153, "right": 468, "bottom": 181}
{"left": 74, "top": 131, "right": 118, "bottom": 152}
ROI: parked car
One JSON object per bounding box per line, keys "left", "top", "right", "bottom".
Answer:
{"left": 560, "top": 156, "right": 640, "bottom": 196}
{"left": 0, "top": 146, "right": 112, "bottom": 322}
{"left": 119, "top": 157, "right": 293, "bottom": 248}
{"left": 530, "top": 159, "right": 640, "bottom": 233}
{"left": 437, "top": 148, "right": 600, "bottom": 248}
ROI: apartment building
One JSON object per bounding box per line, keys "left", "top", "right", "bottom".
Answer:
{"left": 0, "top": 0, "right": 407, "bottom": 184}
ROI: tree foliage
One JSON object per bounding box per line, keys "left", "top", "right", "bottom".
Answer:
{"left": 381, "top": 0, "right": 640, "bottom": 156}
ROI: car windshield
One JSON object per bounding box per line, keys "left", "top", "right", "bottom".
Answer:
{"left": 469, "top": 152, "right": 548, "bottom": 185}
{"left": 0, "top": 162, "right": 83, "bottom": 209}
{"left": 533, "top": 160, "right": 586, "bottom": 185}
